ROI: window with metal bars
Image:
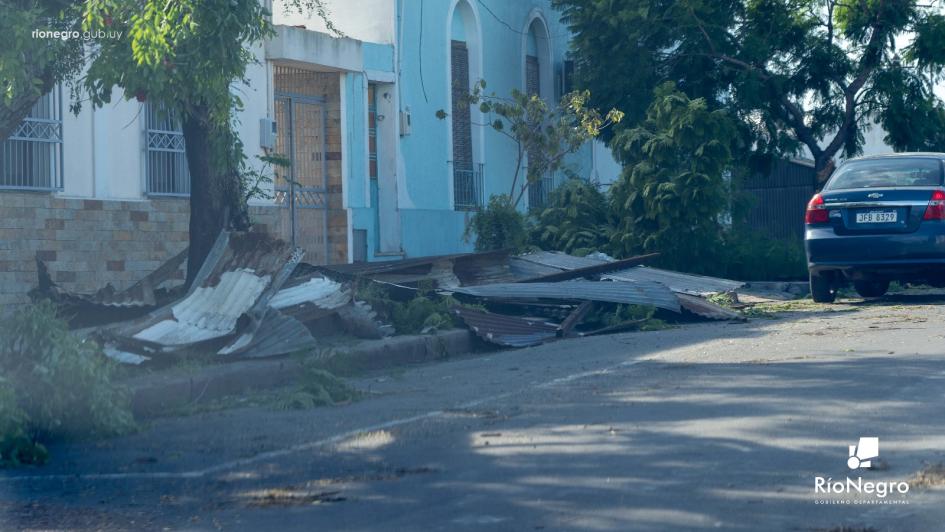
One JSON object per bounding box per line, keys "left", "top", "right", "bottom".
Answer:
{"left": 145, "top": 103, "right": 190, "bottom": 196}
{"left": 1, "top": 90, "right": 63, "bottom": 191}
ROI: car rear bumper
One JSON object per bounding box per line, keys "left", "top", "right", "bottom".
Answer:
{"left": 805, "top": 224, "right": 945, "bottom": 278}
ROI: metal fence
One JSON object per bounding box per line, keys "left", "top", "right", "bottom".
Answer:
{"left": 528, "top": 172, "right": 567, "bottom": 211}
{"left": 454, "top": 164, "right": 484, "bottom": 210}
{"left": 146, "top": 103, "right": 190, "bottom": 195}
{"left": 740, "top": 159, "right": 816, "bottom": 240}
{"left": 1, "top": 90, "right": 63, "bottom": 190}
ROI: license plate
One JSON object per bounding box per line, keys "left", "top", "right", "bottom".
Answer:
{"left": 856, "top": 211, "right": 898, "bottom": 223}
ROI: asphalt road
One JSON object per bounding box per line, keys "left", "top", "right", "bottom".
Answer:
{"left": 4, "top": 297, "right": 945, "bottom": 531}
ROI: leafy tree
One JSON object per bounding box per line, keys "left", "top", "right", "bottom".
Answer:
{"left": 0, "top": 0, "right": 84, "bottom": 141}
{"left": 609, "top": 83, "right": 736, "bottom": 270}
{"left": 555, "top": 0, "right": 945, "bottom": 178}
{"left": 79, "top": 0, "right": 337, "bottom": 284}
{"left": 440, "top": 82, "right": 623, "bottom": 208}
{"left": 529, "top": 178, "right": 611, "bottom": 256}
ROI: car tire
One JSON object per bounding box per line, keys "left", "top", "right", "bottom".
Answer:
{"left": 853, "top": 280, "right": 889, "bottom": 298}
{"left": 810, "top": 271, "right": 836, "bottom": 303}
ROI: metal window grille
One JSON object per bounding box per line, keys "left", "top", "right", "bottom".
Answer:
{"left": 146, "top": 103, "right": 190, "bottom": 195}
{"left": 1, "top": 90, "right": 63, "bottom": 190}
{"left": 368, "top": 84, "right": 378, "bottom": 179}
{"left": 528, "top": 172, "right": 567, "bottom": 211}
{"left": 454, "top": 163, "right": 484, "bottom": 211}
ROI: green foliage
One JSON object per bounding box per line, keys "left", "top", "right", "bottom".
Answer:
{"left": 0, "top": 0, "right": 84, "bottom": 138}
{"left": 274, "top": 361, "right": 359, "bottom": 411}
{"left": 465, "top": 195, "right": 528, "bottom": 253}
{"left": 718, "top": 231, "right": 808, "bottom": 281}
{"left": 529, "top": 179, "right": 611, "bottom": 256}
{"left": 583, "top": 304, "right": 669, "bottom": 332}
{"left": 554, "top": 0, "right": 945, "bottom": 173}
{"left": 354, "top": 281, "right": 459, "bottom": 335}
{"left": 609, "top": 83, "right": 735, "bottom": 270}
{"left": 0, "top": 302, "right": 134, "bottom": 466}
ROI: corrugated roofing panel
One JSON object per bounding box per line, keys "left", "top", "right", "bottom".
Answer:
{"left": 515, "top": 251, "right": 604, "bottom": 271}
{"left": 606, "top": 266, "right": 743, "bottom": 296}
{"left": 452, "top": 307, "right": 558, "bottom": 348}
{"left": 677, "top": 293, "right": 745, "bottom": 321}
{"left": 218, "top": 310, "right": 317, "bottom": 358}
{"left": 270, "top": 277, "right": 349, "bottom": 310}
{"left": 132, "top": 269, "right": 270, "bottom": 345}
{"left": 449, "top": 280, "right": 681, "bottom": 312}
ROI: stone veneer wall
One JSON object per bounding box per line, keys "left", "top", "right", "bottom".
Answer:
{"left": 0, "top": 192, "right": 282, "bottom": 308}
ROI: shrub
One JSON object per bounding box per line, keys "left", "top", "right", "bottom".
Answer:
{"left": 465, "top": 194, "right": 528, "bottom": 252}
{"left": 0, "top": 302, "right": 134, "bottom": 465}
{"left": 608, "top": 82, "right": 736, "bottom": 270}
{"left": 529, "top": 179, "right": 611, "bottom": 256}
{"left": 719, "top": 230, "right": 808, "bottom": 281}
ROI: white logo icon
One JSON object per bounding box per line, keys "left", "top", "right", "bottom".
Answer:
{"left": 848, "top": 437, "right": 879, "bottom": 469}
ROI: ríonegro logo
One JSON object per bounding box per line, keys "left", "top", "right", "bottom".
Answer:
{"left": 813, "top": 437, "right": 910, "bottom": 505}
{"left": 847, "top": 436, "right": 879, "bottom": 469}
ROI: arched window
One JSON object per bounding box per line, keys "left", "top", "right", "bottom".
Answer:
{"left": 448, "top": 0, "right": 483, "bottom": 210}
{"left": 523, "top": 14, "right": 552, "bottom": 102}
{"left": 523, "top": 12, "right": 554, "bottom": 209}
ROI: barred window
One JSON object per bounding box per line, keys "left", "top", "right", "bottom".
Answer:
{"left": 145, "top": 103, "right": 190, "bottom": 195}
{"left": 1, "top": 90, "right": 63, "bottom": 190}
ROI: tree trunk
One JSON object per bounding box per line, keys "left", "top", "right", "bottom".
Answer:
{"left": 180, "top": 104, "right": 247, "bottom": 286}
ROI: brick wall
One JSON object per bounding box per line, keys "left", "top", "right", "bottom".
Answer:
{"left": 0, "top": 192, "right": 282, "bottom": 308}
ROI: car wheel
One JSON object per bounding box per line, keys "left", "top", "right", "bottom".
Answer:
{"left": 810, "top": 271, "right": 836, "bottom": 303}
{"left": 853, "top": 280, "right": 889, "bottom": 298}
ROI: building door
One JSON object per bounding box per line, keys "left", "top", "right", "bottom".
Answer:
{"left": 273, "top": 91, "right": 330, "bottom": 264}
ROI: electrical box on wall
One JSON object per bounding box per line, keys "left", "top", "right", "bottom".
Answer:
{"left": 259, "top": 118, "right": 277, "bottom": 150}
{"left": 399, "top": 107, "right": 411, "bottom": 137}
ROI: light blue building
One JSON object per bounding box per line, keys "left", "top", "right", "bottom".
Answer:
{"left": 275, "top": 0, "right": 621, "bottom": 261}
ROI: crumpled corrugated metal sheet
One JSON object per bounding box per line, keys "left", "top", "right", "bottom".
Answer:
{"left": 270, "top": 276, "right": 349, "bottom": 310}
{"left": 512, "top": 251, "right": 743, "bottom": 296}
{"left": 133, "top": 268, "right": 271, "bottom": 345}
{"left": 31, "top": 249, "right": 188, "bottom": 328}
{"left": 606, "top": 267, "right": 743, "bottom": 296}
{"left": 515, "top": 251, "right": 603, "bottom": 271}
{"left": 676, "top": 293, "right": 745, "bottom": 321}
{"left": 102, "top": 232, "right": 302, "bottom": 357}
{"left": 319, "top": 249, "right": 515, "bottom": 288}
{"left": 217, "top": 309, "right": 317, "bottom": 358}
{"left": 451, "top": 307, "right": 559, "bottom": 348}
{"left": 448, "top": 280, "right": 682, "bottom": 312}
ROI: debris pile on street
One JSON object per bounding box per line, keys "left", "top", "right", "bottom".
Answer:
{"left": 32, "top": 234, "right": 749, "bottom": 363}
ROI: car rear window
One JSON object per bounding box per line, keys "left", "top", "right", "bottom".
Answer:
{"left": 825, "top": 158, "right": 943, "bottom": 190}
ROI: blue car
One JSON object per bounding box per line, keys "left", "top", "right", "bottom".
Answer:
{"left": 805, "top": 153, "right": 945, "bottom": 302}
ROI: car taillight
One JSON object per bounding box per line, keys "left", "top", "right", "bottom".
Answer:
{"left": 924, "top": 190, "right": 945, "bottom": 221}
{"left": 805, "top": 193, "right": 829, "bottom": 224}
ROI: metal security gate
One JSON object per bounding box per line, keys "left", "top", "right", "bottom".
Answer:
{"left": 274, "top": 77, "right": 330, "bottom": 264}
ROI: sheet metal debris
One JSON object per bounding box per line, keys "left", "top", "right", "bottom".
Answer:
{"left": 449, "top": 280, "right": 682, "bottom": 312}
{"left": 101, "top": 232, "right": 302, "bottom": 357}
{"left": 218, "top": 309, "right": 318, "bottom": 358}
{"left": 319, "top": 249, "right": 514, "bottom": 288}
{"left": 606, "top": 267, "right": 743, "bottom": 296}
{"left": 451, "top": 307, "right": 559, "bottom": 348}
{"left": 676, "top": 293, "right": 745, "bottom": 321}
{"left": 31, "top": 248, "right": 188, "bottom": 327}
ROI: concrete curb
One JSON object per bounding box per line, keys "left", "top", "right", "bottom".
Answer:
{"left": 127, "top": 329, "right": 479, "bottom": 419}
